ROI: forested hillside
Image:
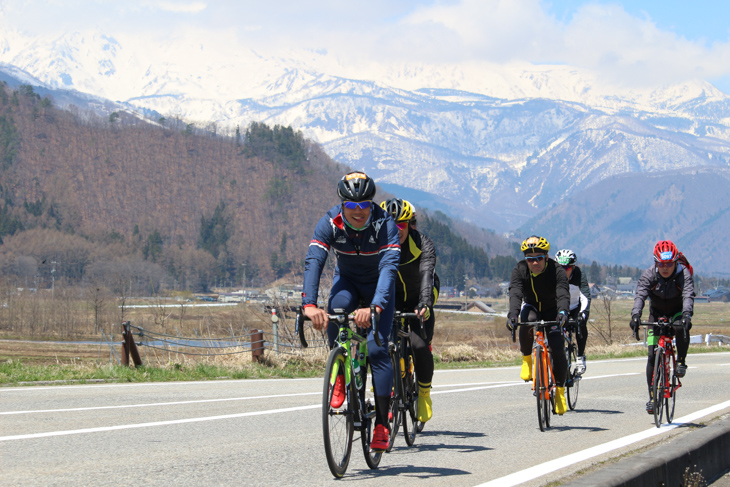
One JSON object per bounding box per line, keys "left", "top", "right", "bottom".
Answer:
{"left": 0, "top": 83, "right": 515, "bottom": 294}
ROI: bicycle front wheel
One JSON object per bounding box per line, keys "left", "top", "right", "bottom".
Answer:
{"left": 386, "top": 351, "right": 401, "bottom": 452}
{"left": 322, "top": 347, "right": 354, "bottom": 478}
{"left": 535, "top": 346, "right": 549, "bottom": 432}
{"left": 402, "top": 351, "right": 419, "bottom": 446}
{"left": 652, "top": 348, "right": 666, "bottom": 428}
{"left": 666, "top": 353, "right": 677, "bottom": 423}
{"left": 567, "top": 344, "right": 579, "bottom": 410}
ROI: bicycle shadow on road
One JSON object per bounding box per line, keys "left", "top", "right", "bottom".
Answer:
{"left": 350, "top": 464, "right": 472, "bottom": 480}
{"left": 545, "top": 424, "right": 609, "bottom": 432}
{"left": 387, "top": 429, "right": 492, "bottom": 454}
{"left": 568, "top": 408, "right": 624, "bottom": 415}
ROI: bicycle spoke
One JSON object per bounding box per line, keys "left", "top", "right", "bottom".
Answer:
{"left": 322, "top": 348, "right": 353, "bottom": 478}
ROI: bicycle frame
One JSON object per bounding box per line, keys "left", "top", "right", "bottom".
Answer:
{"left": 641, "top": 321, "right": 683, "bottom": 400}
{"left": 532, "top": 325, "right": 556, "bottom": 401}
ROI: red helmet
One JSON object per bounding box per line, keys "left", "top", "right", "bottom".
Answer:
{"left": 653, "top": 240, "right": 679, "bottom": 263}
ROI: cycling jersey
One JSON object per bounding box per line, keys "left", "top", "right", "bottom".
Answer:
{"left": 508, "top": 258, "right": 570, "bottom": 320}
{"left": 302, "top": 204, "right": 401, "bottom": 311}
{"left": 568, "top": 266, "right": 591, "bottom": 314}
{"left": 631, "top": 264, "right": 695, "bottom": 319}
{"left": 395, "top": 229, "right": 438, "bottom": 309}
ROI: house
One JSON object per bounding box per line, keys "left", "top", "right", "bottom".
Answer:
{"left": 467, "top": 301, "right": 496, "bottom": 313}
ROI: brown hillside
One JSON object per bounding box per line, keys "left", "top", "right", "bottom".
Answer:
{"left": 0, "top": 84, "right": 348, "bottom": 288}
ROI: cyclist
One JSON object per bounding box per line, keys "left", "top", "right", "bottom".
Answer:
{"left": 554, "top": 249, "right": 591, "bottom": 374}
{"left": 302, "top": 171, "right": 401, "bottom": 451}
{"left": 380, "top": 198, "right": 439, "bottom": 424}
{"left": 629, "top": 240, "right": 695, "bottom": 414}
{"left": 506, "top": 235, "right": 571, "bottom": 415}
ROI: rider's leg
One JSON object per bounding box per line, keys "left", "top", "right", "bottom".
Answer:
{"left": 367, "top": 283, "right": 395, "bottom": 429}
{"left": 410, "top": 309, "right": 435, "bottom": 422}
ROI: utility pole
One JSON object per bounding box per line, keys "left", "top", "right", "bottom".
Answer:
{"left": 51, "top": 261, "right": 57, "bottom": 300}
{"left": 242, "top": 263, "right": 247, "bottom": 291}
{"left": 464, "top": 274, "right": 468, "bottom": 311}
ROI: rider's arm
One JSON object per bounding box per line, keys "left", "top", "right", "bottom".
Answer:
{"left": 302, "top": 211, "right": 335, "bottom": 308}
{"left": 681, "top": 266, "right": 695, "bottom": 316}
{"left": 577, "top": 266, "right": 591, "bottom": 314}
{"left": 631, "top": 266, "right": 654, "bottom": 318}
{"left": 371, "top": 210, "right": 401, "bottom": 311}
{"left": 555, "top": 261, "right": 570, "bottom": 314}
{"left": 417, "top": 232, "right": 437, "bottom": 308}
{"left": 508, "top": 262, "right": 525, "bottom": 319}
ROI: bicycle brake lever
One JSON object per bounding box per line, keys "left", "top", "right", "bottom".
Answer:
{"left": 295, "top": 306, "right": 308, "bottom": 348}
{"left": 371, "top": 304, "right": 382, "bottom": 348}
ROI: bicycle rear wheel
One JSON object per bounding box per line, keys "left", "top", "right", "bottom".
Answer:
{"left": 535, "top": 346, "right": 549, "bottom": 432}
{"left": 361, "top": 361, "right": 383, "bottom": 469}
{"left": 322, "top": 347, "right": 354, "bottom": 478}
{"left": 402, "top": 351, "right": 419, "bottom": 446}
{"left": 386, "top": 351, "right": 401, "bottom": 452}
{"left": 666, "top": 353, "right": 677, "bottom": 423}
{"left": 567, "top": 343, "right": 580, "bottom": 410}
{"left": 652, "top": 348, "right": 666, "bottom": 428}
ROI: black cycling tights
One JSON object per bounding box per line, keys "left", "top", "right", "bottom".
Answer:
{"left": 408, "top": 308, "right": 435, "bottom": 388}
{"left": 518, "top": 307, "right": 567, "bottom": 387}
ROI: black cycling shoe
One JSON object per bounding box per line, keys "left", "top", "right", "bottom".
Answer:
{"left": 676, "top": 364, "right": 687, "bottom": 378}
{"left": 646, "top": 400, "right": 654, "bottom": 415}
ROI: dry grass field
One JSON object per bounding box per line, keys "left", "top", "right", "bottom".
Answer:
{"left": 1, "top": 295, "right": 729, "bottom": 368}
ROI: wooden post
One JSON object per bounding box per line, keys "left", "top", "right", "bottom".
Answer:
{"left": 251, "top": 329, "right": 264, "bottom": 363}
{"left": 121, "top": 340, "right": 129, "bottom": 366}
{"left": 122, "top": 321, "right": 143, "bottom": 367}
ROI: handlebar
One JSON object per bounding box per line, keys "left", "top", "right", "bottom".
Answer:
{"left": 635, "top": 320, "right": 689, "bottom": 341}
{"left": 295, "top": 305, "right": 381, "bottom": 348}
{"left": 394, "top": 311, "right": 426, "bottom": 341}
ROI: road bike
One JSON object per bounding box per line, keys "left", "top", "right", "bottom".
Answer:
{"left": 563, "top": 319, "right": 582, "bottom": 410}
{"left": 386, "top": 310, "right": 425, "bottom": 450}
{"left": 636, "top": 318, "right": 686, "bottom": 428}
{"left": 514, "top": 320, "right": 559, "bottom": 431}
{"left": 296, "top": 305, "right": 384, "bottom": 478}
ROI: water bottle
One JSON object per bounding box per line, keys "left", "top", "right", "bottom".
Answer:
{"left": 353, "top": 354, "right": 363, "bottom": 390}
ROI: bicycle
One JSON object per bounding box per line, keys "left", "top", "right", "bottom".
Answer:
{"left": 513, "top": 320, "right": 559, "bottom": 432}
{"left": 387, "top": 310, "right": 425, "bottom": 450}
{"left": 563, "top": 319, "right": 582, "bottom": 411}
{"left": 296, "top": 305, "right": 384, "bottom": 478}
{"left": 635, "top": 318, "right": 686, "bottom": 428}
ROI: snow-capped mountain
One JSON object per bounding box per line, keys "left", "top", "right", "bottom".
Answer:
{"left": 3, "top": 29, "right": 730, "bottom": 238}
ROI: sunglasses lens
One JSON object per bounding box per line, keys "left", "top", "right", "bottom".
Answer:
{"left": 343, "top": 201, "right": 372, "bottom": 210}
{"left": 396, "top": 222, "right": 408, "bottom": 230}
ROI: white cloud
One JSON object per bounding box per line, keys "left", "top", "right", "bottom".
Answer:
{"left": 156, "top": 2, "right": 206, "bottom": 14}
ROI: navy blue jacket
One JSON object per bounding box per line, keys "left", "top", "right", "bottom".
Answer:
{"left": 302, "top": 204, "right": 401, "bottom": 311}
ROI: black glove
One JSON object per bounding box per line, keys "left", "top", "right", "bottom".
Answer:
{"left": 557, "top": 311, "right": 568, "bottom": 328}
{"left": 682, "top": 312, "right": 692, "bottom": 331}
{"left": 416, "top": 303, "right": 431, "bottom": 321}
{"left": 630, "top": 315, "right": 641, "bottom": 340}
{"left": 577, "top": 312, "right": 587, "bottom": 326}
{"left": 506, "top": 316, "right": 517, "bottom": 332}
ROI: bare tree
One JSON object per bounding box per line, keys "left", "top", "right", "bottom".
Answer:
{"left": 590, "top": 287, "right": 617, "bottom": 345}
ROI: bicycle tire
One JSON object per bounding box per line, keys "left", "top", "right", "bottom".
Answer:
{"left": 535, "top": 345, "right": 548, "bottom": 432}
{"left": 652, "top": 347, "right": 666, "bottom": 428}
{"left": 403, "top": 351, "right": 419, "bottom": 446}
{"left": 545, "top": 353, "right": 553, "bottom": 428}
{"left": 386, "top": 351, "right": 401, "bottom": 452}
{"left": 322, "top": 347, "right": 354, "bottom": 478}
{"left": 361, "top": 359, "right": 383, "bottom": 469}
{"left": 666, "top": 352, "right": 677, "bottom": 423}
{"left": 567, "top": 343, "right": 579, "bottom": 410}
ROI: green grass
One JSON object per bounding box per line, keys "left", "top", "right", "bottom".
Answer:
{"left": 3, "top": 346, "right": 727, "bottom": 386}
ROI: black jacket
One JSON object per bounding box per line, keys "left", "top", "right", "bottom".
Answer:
{"left": 508, "top": 258, "right": 570, "bottom": 320}
{"left": 395, "top": 229, "right": 437, "bottom": 309}
{"left": 631, "top": 264, "right": 695, "bottom": 318}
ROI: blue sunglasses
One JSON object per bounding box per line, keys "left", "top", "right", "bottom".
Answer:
{"left": 343, "top": 201, "right": 372, "bottom": 210}
{"left": 525, "top": 255, "right": 546, "bottom": 262}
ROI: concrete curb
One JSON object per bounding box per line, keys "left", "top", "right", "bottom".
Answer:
{"left": 564, "top": 416, "right": 730, "bottom": 486}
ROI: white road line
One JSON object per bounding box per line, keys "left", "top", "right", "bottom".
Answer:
{"left": 0, "top": 377, "right": 320, "bottom": 392}
{"left": 0, "top": 404, "right": 321, "bottom": 442}
{"left": 0, "top": 392, "right": 321, "bottom": 415}
{"left": 431, "top": 373, "right": 639, "bottom": 395}
{"left": 475, "top": 399, "right": 730, "bottom": 487}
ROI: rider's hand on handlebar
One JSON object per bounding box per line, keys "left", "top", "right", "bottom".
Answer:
{"left": 303, "top": 306, "right": 328, "bottom": 331}
{"left": 354, "top": 306, "right": 381, "bottom": 328}
{"left": 630, "top": 314, "right": 641, "bottom": 340}
{"left": 682, "top": 312, "right": 692, "bottom": 331}
{"left": 416, "top": 303, "right": 430, "bottom": 321}
{"left": 577, "top": 312, "right": 587, "bottom": 326}
{"left": 557, "top": 310, "right": 568, "bottom": 328}
{"left": 506, "top": 316, "right": 517, "bottom": 332}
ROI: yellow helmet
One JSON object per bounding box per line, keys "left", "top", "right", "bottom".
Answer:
{"left": 521, "top": 235, "right": 550, "bottom": 254}
{"left": 380, "top": 198, "right": 415, "bottom": 223}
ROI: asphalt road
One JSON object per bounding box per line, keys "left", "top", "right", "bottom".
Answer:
{"left": 2, "top": 352, "right": 730, "bottom": 486}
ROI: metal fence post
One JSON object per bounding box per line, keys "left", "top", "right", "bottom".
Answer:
{"left": 271, "top": 308, "right": 279, "bottom": 354}
{"left": 251, "top": 329, "right": 264, "bottom": 363}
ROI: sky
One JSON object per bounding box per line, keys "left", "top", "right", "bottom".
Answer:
{"left": 2, "top": 0, "right": 730, "bottom": 93}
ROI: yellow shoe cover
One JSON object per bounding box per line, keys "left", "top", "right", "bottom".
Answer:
{"left": 555, "top": 387, "right": 567, "bottom": 415}
{"left": 417, "top": 387, "right": 432, "bottom": 422}
{"left": 520, "top": 355, "right": 533, "bottom": 381}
